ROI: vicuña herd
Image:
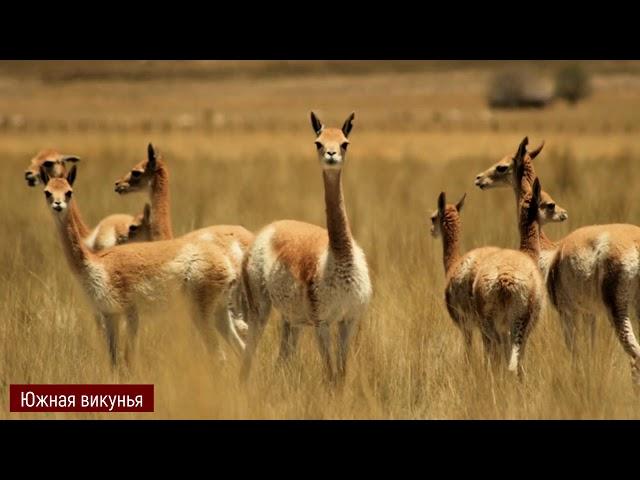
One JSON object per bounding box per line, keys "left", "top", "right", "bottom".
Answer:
{"left": 26, "top": 112, "right": 640, "bottom": 387}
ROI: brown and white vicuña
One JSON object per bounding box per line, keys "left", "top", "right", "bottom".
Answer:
{"left": 239, "top": 112, "right": 372, "bottom": 384}
{"left": 114, "top": 143, "right": 254, "bottom": 338}
{"left": 40, "top": 165, "right": 245, "bottom": 370}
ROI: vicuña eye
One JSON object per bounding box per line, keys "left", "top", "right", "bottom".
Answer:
{"left": 496, "top": 165, "right": 508, "bottom": 173}
{"left": 341, "top": 142, "right": 349, "bottom": 150}
{"left": 315, "top": 141, "right": 323, "bottom": 150}
{"left": 45, "top": 191, "right": 52, "bottom": 198}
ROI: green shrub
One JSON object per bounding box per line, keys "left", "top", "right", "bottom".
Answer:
{"left": 555, "top": 64, "right": 591, "bottom": 105}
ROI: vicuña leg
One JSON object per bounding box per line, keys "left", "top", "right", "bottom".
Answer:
{"left": 336, "top": 317, "right": 358, "bottom": 382}
{"left": 583, "top": 312, "right": 597, "bottom": 353}
{"left": 213, "top": 301, "right": 246, "bottom": 357}
{"left": 508, "top": 312, "right": 532, "bottom": 379}
{"left": 602, "top": 271, "right": 640, "bottom": 385}
{"left": 558, "top": 309, "right": 578, "bottom": 357}
{"left": 190, "top": 287, "right": 224, "bottom": 360}
{"left": 481, "top": 321, "right": 501, "bottom": 371}
{"left": 314, "top": 322, "right": 334, "bottom": 383}
{"left": 239, "top": 278, "right": 271, "bottom": 382}
{"left": 101, "top": 313, "right": 120, "bottom": 368}
{"left": 277, "top": 318, "right": 301, "bottom": 365}
{"left": 228, "top": 279, "right": 249, "bottom": 337}
{"left": 461, "top": 326, "right": 473, "bottom": 364}
{"left": 124, "top": 307, "right": 140, "bottom": 368}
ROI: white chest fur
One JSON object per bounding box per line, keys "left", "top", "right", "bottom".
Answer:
{"left": 256, "top": 227, "right": 372, "bottom": 324}
{"left": 312, "top": 244, "right": 372, "bottom": 322}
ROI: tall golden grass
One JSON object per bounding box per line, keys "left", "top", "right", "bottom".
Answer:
{"left": 2, "top": 61, "right": 640, "bottom": 419}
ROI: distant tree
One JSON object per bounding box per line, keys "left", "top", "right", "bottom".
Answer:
{"left": 487, "top": 70, "right": 552, "bottom": 109}
{"left": 555, "top": 64, "right": 591, "bottom": 105}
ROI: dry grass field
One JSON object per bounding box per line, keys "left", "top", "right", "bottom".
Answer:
{"left": 2, "top": 61, "right": 640, "bottom": 419}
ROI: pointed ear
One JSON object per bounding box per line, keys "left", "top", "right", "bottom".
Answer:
{"left": 146, "top": 143, "right": 157, "bottom": 172}
{"left": 438, "top": 192, "right": 446, "bottom": 215}
{"left": 532, "top": 178, "right": 542, "bottom": 207}
{"left": 455, "top": 193, "right": 466, "bottom": 212}
{"left": 61, "top": 155, "right": 81, "bottom": 163}
{"left": 528, "top": 140, "right": 545, "bottom": 160}
{"left": 516, "top": 136, "right": 529, "bottom": 160}
{"left": 39, "top": 166, "right": 50, "bottom": 186}
{"left": 514, "top": 136, "right": 529, "bottom": 184}
{"left": 342, "top": 112, "right": 355, "bottom": 137}
{"left": 310, "top": 112, "right": 323, "bottom": 136}
{"left": 66, "top": 165, "right": 77, "bottom": 186}
{"left": 143, "top": 203, "right": 151, "bottom": 223}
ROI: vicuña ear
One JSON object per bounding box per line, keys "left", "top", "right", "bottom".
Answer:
{"left": 532, "top": 178, "right": 542, "bottom": 207}
{"left": 516, "top": 136, "right": 529, "bottom": 160}
{"left": 455, "top": 193, "right": 466, "bottom": 212}
{"left": 67, "top": 165, "right": 77, "bottom": 186}
{"left": 342, "top": 112, "right": 355, "bottom": 137}
{"left": 438, "top": 192, "right": 446, "bottom": 216}
{"left": 146, "top": 143, "right": 158, "bottom": 173}
{"left": 310, "top": 112, "right": 323, "bottom": 136}
{"left": 39, "top": 166, "right": 50, "bottom": 186}
{"left": 143, "top": 203, "right": 151, "bottom": 223}
{"left": 514, "top": 136, "right": 529, "bottom": 185}
{"left": 528, "top": 140, "right": 545, "bottom": 160}
{"left": 61, "top": 155, "right": 81, "bottom": 163}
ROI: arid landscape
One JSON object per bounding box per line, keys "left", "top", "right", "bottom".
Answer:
{"left": 2, "top": 60, "right": 640, "bottom": 418}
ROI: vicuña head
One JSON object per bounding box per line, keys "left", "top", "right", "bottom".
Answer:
{"left": 114, "top": 143, "right": 159, "bottom": 194}
{"left": 311, "top": 111, "right": 354, "bottom": 170}
{"left": 41, "top": 164, "right": 76, "bottom": 216}
{"left": 125, "top": 203, "right": 152, "bottom": 243}
{"left": 430, "top": 192, "right": 466, "bottom": 239}
{"left": 538, "top": 191, "right": 567, "bottom": 224}
{"left": 25, "top": 149, "right": 80, "bottom": 187}
{"left": 474, "top": 139, "right": 544, "bottom": 190}
{"left": 474, "top": 137, "right": 567, "bottom": 225}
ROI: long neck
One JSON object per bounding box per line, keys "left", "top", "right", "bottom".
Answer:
{"left": 323, "top": 169, "right": 353, "bottom": 261}
{"left": 519, "top": 212, "right": 540, "bottom": 263}
{"left": 513, "top": 160, "right": 537, "bottom": 220}
{"left": 514, "top": 159, "right": 554, "bottom": 254}
{"left": 539, "top": 229, "right": 556, "bottom": 250}
{"left": 149, "top": 160, "right": 173, "bottom": 240}
{"left": 69, "top": 197, "right": 90, "bottom": 239}
{"left": 55, "top": 202, "right": 95, "bottom": 276}
{"left": 442, "top": 220, "right": 461, "bottom": 276}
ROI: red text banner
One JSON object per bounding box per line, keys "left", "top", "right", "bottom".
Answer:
{"left": 9, "top": 384, "right": 154, "bottom": 413}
